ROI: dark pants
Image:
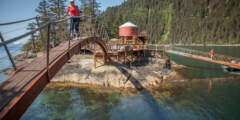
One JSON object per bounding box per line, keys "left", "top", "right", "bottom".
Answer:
{"left": 165, "top": 59, "right": 171, "bottom": 69}
{"left": 71, "top": 18, "right": 80, "bottom": 34}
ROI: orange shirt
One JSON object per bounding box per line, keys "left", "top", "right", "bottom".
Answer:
{"left": 67, "top": 5, "right": 79, "bottom": 16}
{"left": 210, "top": 50, "right": 215, "bottom": 55}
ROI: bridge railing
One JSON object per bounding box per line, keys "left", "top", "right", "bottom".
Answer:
{"left": 0, "top": 15, "right": 108, "bottom": 77}
{"left": 0, "top": 15, "right": 110, "bottom": 112}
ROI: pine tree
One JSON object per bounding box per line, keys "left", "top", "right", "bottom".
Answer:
{"left": 79, "top": 0, "right": 101, "bottom": 36}
{"left": 48, "top": 0, "right": 66, "bottom": 17}
{"left": 48, "top": 0, "right": 67, "bottom": 46}
{"left": 35, "top": 0, "right": 51, "bottom": 49}
{"left": 35, "top": 0, "right": 51, "bottom": 24}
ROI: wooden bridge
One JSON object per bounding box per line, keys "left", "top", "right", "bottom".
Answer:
{"left": 167, "top": 47, "right": 240, "bottom": 70}
{"left": 0, "top": 15, "right": 166, "bottom": 119}
{"left": 0, "top": 36, "right": 105, "bottom": 119}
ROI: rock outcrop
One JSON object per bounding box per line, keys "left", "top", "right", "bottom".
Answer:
{"left": 51, "top": 55, "right": 179, "bottom": 89}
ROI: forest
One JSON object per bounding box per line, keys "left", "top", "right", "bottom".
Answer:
{"left": 24, "top": 0, "right": 240, "bottom": 53}
{"left": 102, "top": 0, "right": 240, "bottom": 44}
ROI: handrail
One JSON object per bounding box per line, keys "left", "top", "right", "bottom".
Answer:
{"left": 0, "top": 21, "right": 52, "bottom": 46}
{"left": 0, "top": 16, "right": 87, "bottom": 47}
{"left": 0, "top": 17, "right": 36, "bottom": 26}
{"left": 0, "top": 15, "right": 60, "bottom": 26}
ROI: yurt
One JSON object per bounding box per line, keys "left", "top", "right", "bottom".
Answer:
{"left": 119, "top": 22, "right": 139, "bottom": 44}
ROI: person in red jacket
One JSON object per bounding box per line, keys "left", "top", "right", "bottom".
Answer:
{"left": 210, "top": 49, "right": 215, "bottom": 60}
{"left": 64, "top": 0, "right": 81, "bottom": 39}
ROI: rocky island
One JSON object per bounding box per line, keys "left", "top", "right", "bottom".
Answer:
{"left": 50, "top": 54, "right": 182, "bottom": 89}
{"left": 2, "top": 52, "right": 183, "bottom": 90}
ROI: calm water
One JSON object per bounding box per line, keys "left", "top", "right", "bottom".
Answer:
{"left": 0, "top": 43, "right": 23, "bottom": 82}
{"left": 22, "top": 79, "right": 240, "bottom": 120}
{"left": 0, "top": 45, "right": 238, "bottom": 120}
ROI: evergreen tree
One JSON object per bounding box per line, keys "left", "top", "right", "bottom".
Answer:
{"left": 35, "top": 0, "right": 51, "bottom": 24}
{"left": 35, "top": 0, "right": 51, "bottom": 49}
{"left": 48, "top": 0, "right": 67, "bottom": 46}
{"left": 79, "top": 0, "right": 101, "bottom": 36}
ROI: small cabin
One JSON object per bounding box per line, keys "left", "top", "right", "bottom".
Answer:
{"left": 119, "top": 22, "right": 143, "bottom": 45}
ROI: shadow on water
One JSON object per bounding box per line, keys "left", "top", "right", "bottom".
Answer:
{"left": 116, "top": 63, "right": 166, "bottom": 120}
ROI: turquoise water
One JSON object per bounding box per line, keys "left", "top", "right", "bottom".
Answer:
{"left": 22, "top": 78, "right": 240, "bottom": 120}
{"left": 2, "top": 45, "right": 238, "bottom": 120}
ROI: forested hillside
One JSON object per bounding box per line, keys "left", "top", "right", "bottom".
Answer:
{"left": 101, "top": 0, "right": 240, "bottom": 44}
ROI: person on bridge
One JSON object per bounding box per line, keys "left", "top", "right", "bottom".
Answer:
{"left": 63, "top": 0, "right": 81, "bottom": 40}
{"left": 210, "top": 49, "right": 215, "bottom": 60}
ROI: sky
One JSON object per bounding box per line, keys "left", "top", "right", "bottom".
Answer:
{"left": 0, "top": 0, "right": 124, "bottom": 44}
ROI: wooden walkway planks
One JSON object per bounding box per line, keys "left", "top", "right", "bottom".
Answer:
{"left": 187, "top": 54, "right": 240, "bottom": 69}
{"left": 0, "top": 37, "right": 85, "bottom": 120}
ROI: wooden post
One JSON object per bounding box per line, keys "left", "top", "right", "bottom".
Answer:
{"left": 117, "top": 53, "right": 119, "bottom": 63}
{"left": 94, "top": 43, "right": 96, "bottom": 68}
{"left": 124, "top": 52, "right": 126, "bottom": 64}
{"left": 143, "top": 45, "right": 146, "bottom": 57}
{"left": 103, "top": 53, "right": 105, "bottom": 63}
{"left": 131, "top": 51, "right": 133, "bottom": 61}
{"left": 46, "top": 24, "right": 51, "bottom": 82}
{"left": 69, "top": 18, "right": 72, "bottom": 49}
{"left": 84, "top": 45, "right": 86, "bottom": 54}
{"left": 163, "top": 46, "right": 165, "bottom": 58}
{"left": 0, "top": 32, "right": 17, "bottom": 71}
{"left": 155, "top": 44, "right": 157, "bottom": 58}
